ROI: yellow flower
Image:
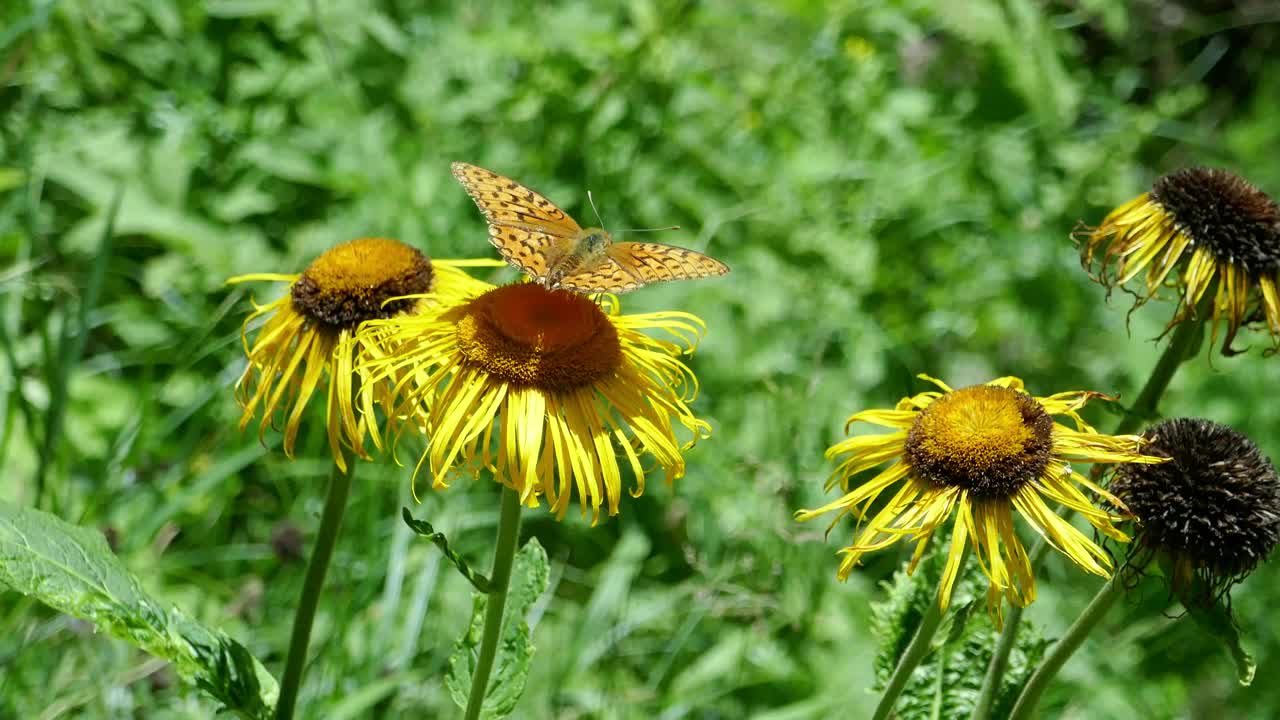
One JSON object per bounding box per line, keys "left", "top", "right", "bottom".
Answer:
{"left": 1082, "top": 167, "right": 1280, "bottom": 355}
{"left": 797, "top": 375, "right": 1165, "bottom": 623}
{"left": 354, "top": 281, "right": 711, "bottom": 522}
{"left": 230, "top": 238, "right": 492, "bottom": 471}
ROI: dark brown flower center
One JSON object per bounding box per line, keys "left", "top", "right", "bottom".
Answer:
{"left": 903, "top": 385, "right": 1054, "bottom": 499}
{"left": 1111, "top": 417, "right": 1280, "bottom": 582}
{"left": 1150, "top": 167, "right": 1280, "bottom": 277}
{"left": 291, "top": 237, "right": 434, "bottom": 329}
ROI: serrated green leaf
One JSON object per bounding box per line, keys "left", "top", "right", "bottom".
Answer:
{"left": 445, "top": 590, "right": 487, "bottom": 711}
{"left": 869, "top": 534, "right": 1049, "bottom": 720}
{"left": 0, "top": 502, "right": 278, "bottom": 719}
{"left": 445, "top": 537, "right": 550, "bottom": 719}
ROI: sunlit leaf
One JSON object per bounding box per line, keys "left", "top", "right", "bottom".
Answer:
{"left": 0, "top": 502, "right": 278, "bottom": 719}
{"left": 444, "top": 537, "right": 550, "bottom": 719}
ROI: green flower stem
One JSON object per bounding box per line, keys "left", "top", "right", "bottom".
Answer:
{"left": 872, "top": 551, "right": 968, "bottom": 720}
{"left": 275, "top": 455, "right": 355, "bottom": 720}
{"left": 464, "top": 485, "right": 524, "bottom": 720}
{"left": 1112, "top": 314, "right": 1204, "bottom": 436}
{"left": 1006, "top": 573, "right": 1124, "bottom": 720}
{"left": 968, "top": 597, "right": 1021, "bottom": 720}
{"left": 969, "top": 313, "right": 1205, "bottom": 720}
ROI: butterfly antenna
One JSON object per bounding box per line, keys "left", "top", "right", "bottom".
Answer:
{"left": 587, "top": 190, "right": 606, "bottom": 228}
{"left": 616, "top": 225, "right": 681, "bottom": 233}
{"left": 588, "top": 189, "right": 679, "bottom": 234}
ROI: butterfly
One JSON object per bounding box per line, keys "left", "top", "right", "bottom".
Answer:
{"left": 451, "top": 162, "right": 729, "bottom": 294}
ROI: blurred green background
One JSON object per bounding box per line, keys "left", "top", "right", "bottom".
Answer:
{"left": 4, "top": 0, "right": 1280, "bottom": 718}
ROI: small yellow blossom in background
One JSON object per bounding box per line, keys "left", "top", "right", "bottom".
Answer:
{"left": 797, "top": 374, "right": 1166, "bottom": 624}
{"left": 354, "top": 281, "right": 712, "bottom": 522}
{"left": 843, "top": 36, "right": 875, "bottom": 61}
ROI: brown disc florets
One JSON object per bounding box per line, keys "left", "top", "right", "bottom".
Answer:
{"left": 1111, "top": 417, "right": 1280, "bottom": 602}
{"left": 453, "top": 283, "right": 623, "bottom": 392}
{"left": 1149, "top": 168, "right": 1280, "bottom": 277}
{"left": 291, "top": 238, "right": 435, "bottom": 329}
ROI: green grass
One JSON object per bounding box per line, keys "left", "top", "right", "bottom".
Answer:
{"left": 3, "top": 0, "right": 1280, "bottom": 717}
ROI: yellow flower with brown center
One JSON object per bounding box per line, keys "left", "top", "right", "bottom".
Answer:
{"left": 230, "top": 238, "right": 491, "bottom": 470}
{"left": 354, "top": 281, "right": 711, "bottom": 521}
{"left": 1082, "top": 167, "right": 1280, "bottom": 355}
{"left": 797, "top": 375, "right": 1165, "bottom": 622}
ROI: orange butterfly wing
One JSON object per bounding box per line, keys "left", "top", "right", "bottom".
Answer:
{"left": 556, "top": 257, "right": 645, "bottom": 294}
{"left": 555, "top": 241, "right": 730, "bottom": 293}
{"left": 450, "top": 162, "right": 582, "bottom": 281}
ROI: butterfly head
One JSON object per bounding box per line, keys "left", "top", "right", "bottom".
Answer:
{"left": 577, "top": 228, "right": 614, "bottom": 254}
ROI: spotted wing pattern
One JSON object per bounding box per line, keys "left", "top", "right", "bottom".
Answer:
{"left": 485, "top": 225, "right": 562, "bottom": 281}
{"left": 556, "top": 256, "right": 645, "bottom": 294}
{"left": 558, "top": 241, "right": 729, "bottom": 293}
{"left": 450, "top": 162, "right": 581, "bottom": 280}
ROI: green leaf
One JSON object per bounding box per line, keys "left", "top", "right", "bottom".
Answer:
{"left": 444, "top": 537, "right": 550, "bottom": 719}
{"left": 869, "top": 536, "right": 1049, "bottom": 720}
{"left": 1156, "top": 549, "right": 1255, "bottom": 686}
{"left": 0, "top": 502, "right": 278, "bottom": 719}
{"left": 403, "top": 507, "right": 491, "bottom": 592}
{"left": 1185, "top": 594, "right": 1256, "bottom": 686}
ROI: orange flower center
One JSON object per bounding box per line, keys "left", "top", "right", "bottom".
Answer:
{"left": 904, "top": 385, "right": 1053, "bottom": 498}
{"left": 454, "top": 283, "right": 622, "bottom": 391}
{"left": 291, "top": 237, "right": 434, "bottom": 329}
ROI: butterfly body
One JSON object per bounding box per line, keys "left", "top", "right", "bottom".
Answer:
{"left": 543, "top": 227, "right": 614, "bottom": 288}
{"left": 451, "top": 162, "right": 729, "bottom": 294}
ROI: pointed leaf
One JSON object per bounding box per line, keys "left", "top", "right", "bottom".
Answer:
{"left": 445, "top": 537, "right": 550, "bottom": 719}
{"left": 403, "top": 507, "right": 490, "bottom": 592}
{"left": 0, "top": 502, "right": 278, "bottom": 719}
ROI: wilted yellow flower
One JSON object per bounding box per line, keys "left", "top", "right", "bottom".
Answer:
{"left": 1111, "top": 417, "right": 1280, "bottom": 606}
{"left": 1082, "top": 167, "right": 1280, "bottom": 355}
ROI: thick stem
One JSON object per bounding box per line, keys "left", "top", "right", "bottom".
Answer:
{"left": 275, "top": 456, "right": 355, "bottom": 720}
{"left": 464, "top": 485, "right": 524, "bottom": 720}
{"left": 1112, "top": 314, "right": 1203, "bottom": 436}
{"left": 873, "top": 595, "right": 945, "bottom": 720}
{"left": 1007, "top": 574, "right": 1124, "bottom": 720}
{"left": 871, "top": 551, "right": 968, "bottom": 720}
{"left": 970, "top": 314, "right": 1204, "bottom": 719}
